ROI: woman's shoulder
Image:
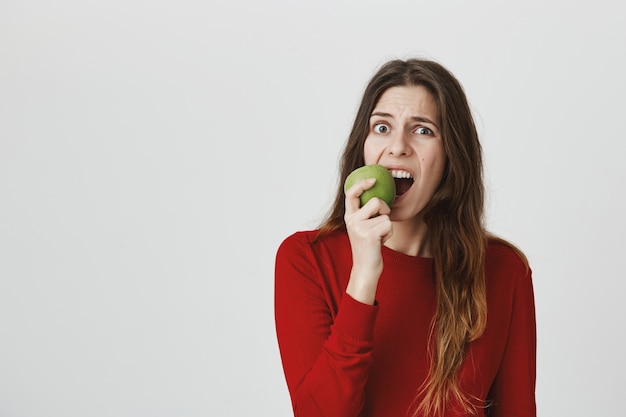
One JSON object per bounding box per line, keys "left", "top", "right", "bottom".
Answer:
{"left": 485, "top": 236, "right": 535, "bottom": 314}
{"left": 486, "top": 235, "right": 532, "bottom": 281}
{"left": 277, "top": 228, "right": 349, "bottom": 257}
{"left": 487, "top": 234, "right": 528, "bottom": 263}
{"left": 275, "top": 229, "right": 352, "bottom": 286}
{"left": 280, "top": 229, "right": 319, "bottom": 245}
{"left": 277, "top": 230, "right": 321, "bottom": 252}
{"left": 280, "top": 228, "right": 347, "bottom": 246}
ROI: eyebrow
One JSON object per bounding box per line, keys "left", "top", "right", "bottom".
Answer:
{"left": 370, "top": 112, "right": 439, "bottom": 129}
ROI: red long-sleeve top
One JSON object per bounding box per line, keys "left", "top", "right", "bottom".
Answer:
{"left": 274, "top": 230, "right": 536, "bottom": 417}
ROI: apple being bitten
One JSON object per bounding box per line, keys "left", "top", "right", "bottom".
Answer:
{"left": 344, "top": 164, "right": 396, "bottom": 207}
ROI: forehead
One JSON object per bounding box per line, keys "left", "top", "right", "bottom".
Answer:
{"left": 374, "top": 85, "right": 438, "bottom": 119}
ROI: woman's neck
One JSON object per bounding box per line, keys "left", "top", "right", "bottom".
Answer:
{"left": 384, "top": 218, "right": 431, "bottom": 257}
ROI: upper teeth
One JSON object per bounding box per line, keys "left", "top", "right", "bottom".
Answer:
{"left": 390, "top": 169, "right": 413, "bottom": 179}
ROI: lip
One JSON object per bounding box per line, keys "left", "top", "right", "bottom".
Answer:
{"left": 392, "top": 191, "right": 407, "bottom": 205}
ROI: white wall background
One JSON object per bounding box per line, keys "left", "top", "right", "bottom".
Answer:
{"left": 1, "top": 0, "right": 624, "bottom": 416}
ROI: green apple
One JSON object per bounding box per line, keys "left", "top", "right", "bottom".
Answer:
{"left": 344, "top": 164, "right": 396, "bottom": 207}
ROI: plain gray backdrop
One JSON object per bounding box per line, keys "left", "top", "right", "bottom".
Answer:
{"left": 1, "top": 0, "right": 625, "bottom": 416}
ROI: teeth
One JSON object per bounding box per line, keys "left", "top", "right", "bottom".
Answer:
{"left": 390, "top": 169, "right": 413, "bottom": 179}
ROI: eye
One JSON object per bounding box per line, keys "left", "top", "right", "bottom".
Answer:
{"left": 373, "top": 123, "right": 390, "bottom": 134}
{"left": 415, "top": 126, "right": 434, "bottom": 135}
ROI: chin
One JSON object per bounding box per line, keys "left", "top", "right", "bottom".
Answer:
{"left": 390, "top": 199, "right": 427, "bottom": 223}
{"left": 389, "top": 208, "right": 417, "bottom": 223}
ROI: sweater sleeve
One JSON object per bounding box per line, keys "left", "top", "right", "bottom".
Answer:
{"left": 489, "top": 265, "right": 537, "bottom": 417}
{"left": 274, "top": 233, "right": 378, "bottom": 417}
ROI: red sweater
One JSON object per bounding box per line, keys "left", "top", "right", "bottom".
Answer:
{"left": 274, "top": 230, "right": 536, "bottom": 417}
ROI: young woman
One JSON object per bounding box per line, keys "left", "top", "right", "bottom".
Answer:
{"left": 274, "top": 58, "right": 536, "bottom": 417}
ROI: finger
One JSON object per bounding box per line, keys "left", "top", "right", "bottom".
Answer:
{"left": 366, "top": 214, "right": 393, "bottom": 243}
{"left": 375, "top": 199, "right": 391, "bottom": 216}
{"left": 358, "top": 196, "right": 391, "bottom": 219}
{"left": 346, "top": 197, "right": 383, "bottom": 222}
{"left": 347, "top": 214, "right": 392, "bottom": 245}
{"left": 345, "top": 178, "right": 376, "bottom": 214}
{"left": 381, "top": 222, "right": 393, "bottom": 244}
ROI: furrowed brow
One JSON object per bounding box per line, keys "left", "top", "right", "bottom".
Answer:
{"left": 370, "top": 112, "right": 440, "bottom": 130}
{"left": 410, "top": 116, "right": 439, "bottom": 129}
{"left": 370, "top": 112, "right": 393, "bottom": 118}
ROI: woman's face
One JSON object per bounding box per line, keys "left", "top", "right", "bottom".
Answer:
{"left": 363, "top": 85, "right": 447, "bottom": 223}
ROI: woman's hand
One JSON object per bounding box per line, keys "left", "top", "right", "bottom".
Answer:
{"left": 344, "top": 178, "right": 393, "bottom": 305}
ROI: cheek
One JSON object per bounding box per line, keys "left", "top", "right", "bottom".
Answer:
{"left": 422, "top": 148, "right": 447, "bottom": 179}
{"left": 362, "top": 137, "right": 379, "bottom": 164}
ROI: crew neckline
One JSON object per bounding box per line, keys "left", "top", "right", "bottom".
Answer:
{"left": 381, "top": 244, "right": 434, "bottom": 267}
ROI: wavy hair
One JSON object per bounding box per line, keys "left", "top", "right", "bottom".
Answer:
{"left": 317, "top": 58, "right": 492, "bottom": 416}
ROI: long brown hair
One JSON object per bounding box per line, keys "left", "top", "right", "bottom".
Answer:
{"left": 317, "top": 58, "right": 491, "bottom": 416}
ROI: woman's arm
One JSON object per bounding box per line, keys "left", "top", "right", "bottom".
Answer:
{"left": 275, "top": 179, "right": 390, "bottom": 417}
{"left": 274, "top": 233, "right": 377, "bottom": 417}
{"left": 489, "top": 266, "right": 537, "bottom": 417}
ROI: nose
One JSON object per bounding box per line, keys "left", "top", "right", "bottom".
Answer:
{"left": 387, "top": 131, "right": 412, "bottom": 156}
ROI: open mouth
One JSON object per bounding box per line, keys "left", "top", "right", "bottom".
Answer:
{"left": 390, "top": 170, "right": 414, "bottom": 196}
